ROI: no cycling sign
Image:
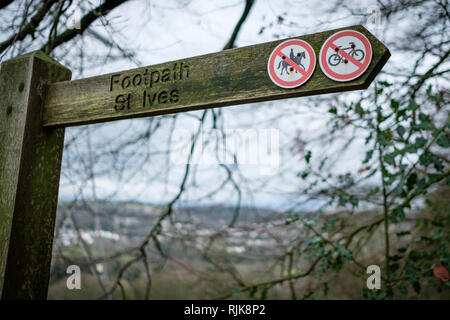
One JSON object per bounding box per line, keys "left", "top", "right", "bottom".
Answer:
{"left": 319, "top": 30, "right": 373, "bottom": 82}
{"left": 267, "top": 39, "right": 316, "bottom": 89}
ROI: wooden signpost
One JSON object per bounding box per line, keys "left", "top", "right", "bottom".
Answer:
{"left": 0, "top": 25, "right": 390, "bottom": 299}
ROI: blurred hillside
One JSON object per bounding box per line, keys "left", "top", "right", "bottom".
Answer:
{"left": 49, "top": 184, "right": 449, "bottom": 299}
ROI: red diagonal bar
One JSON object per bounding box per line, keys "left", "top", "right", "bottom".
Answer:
{"left": 328, "top": 43, "right": 364, "bottom": 69}
{"left": 275, "top": 49, "right": 308, "bottom": 77}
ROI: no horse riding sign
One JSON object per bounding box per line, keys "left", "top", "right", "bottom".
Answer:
{"left": 267, "top": 39, "right": 316, "bottom": 89}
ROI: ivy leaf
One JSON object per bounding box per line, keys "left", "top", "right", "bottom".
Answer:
{"left": 305, "top": 150, "right": 312, "bottom": 164}
{"left": 408, "top": 99, "right": 419, "bottom": 111}
{"left": 300, "top": 171, "right": 309, "bottom": 179}
{"left": 378, "top": 80, "right": 392, "bottom": 87}
{"left": 415, "top": 137, "right": 427, "bottom": 148}
{"left": 406, "top": 172, "right": 418, "bottom": 191}
{"left": 433, "top": 159, "right": 444, "bottom": 171}
{"left": 365, "top": 132, "right": 373, "bottom": 145}
{"left": 322, "top": 215, "right": 338, "bottom": 231}
{"left": 396, "top": 125, "right": 405, "bottom": 138}
{"left": 336, "top": 244, "right": 354, "bottom": 260}
{"left": 398, "top": 284, "right": 408, "bottom": 295}
{"left": 363, "top": 150, "right": 374, "bottom": 164}
{"left": 355, "top": 102, "right": 364, "bottom": 116}
{"left": 404, "top": 264, "right": 420, "bottom": 283}
{"left": 436, "top": 134, "right": 450, "bottom": 148}
{"left": 419, "top": 152, "right": 432, "bottom": 166}
{"left": 431, "top": 231, "right": 444, "bottom": 241}
{"left": 403, "top": 144, "right": 417, "bottom": 154}
{"left": 328, "top": 106, "right": 337, "bottom": 114}
{"left": 248, "top": 286, "right": 257, "bottom": 298}
{"left": 427, "top": 173, "right": 441, "bottom": 184}
{"left": 415, "top": 113, "right": 435, "bottom": 131}
{"left": 416, "top": 178, "right": 426, "bottom": 194}
{"left": 390, "top": 99, "right": 399, "bottom": 112}
{"left": 378, "top": 129, "right": 392, "bottom": 146}
{"left": 390, "top": 207, "right": 405, "bottom": 222}
{"left": 384, "top": 151, "right": 398, "bottom": 165}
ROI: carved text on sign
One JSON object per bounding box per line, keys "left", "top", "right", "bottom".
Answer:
{"left": 110, "top": 62, "right": 190, "bottom": 111}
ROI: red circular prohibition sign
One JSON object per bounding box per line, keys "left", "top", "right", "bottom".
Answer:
{"left": 267, "top": 39, "right": 316, "bottom": 89}
{"left": 319, "top": 30, "right": 372, "bottom": 82}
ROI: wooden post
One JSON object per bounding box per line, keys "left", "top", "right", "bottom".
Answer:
{"left": 0, "top": 51, "right": 71, "bottom": 299}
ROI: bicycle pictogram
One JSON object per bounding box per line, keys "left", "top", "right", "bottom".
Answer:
{"left": 328, "top": 42, "right": 365, "bottom": 66}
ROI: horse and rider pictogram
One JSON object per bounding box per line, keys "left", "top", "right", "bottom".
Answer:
{"left": 277, "top": 48, "right": 307, "bottom": 75}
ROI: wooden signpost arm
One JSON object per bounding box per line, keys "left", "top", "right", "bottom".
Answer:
{"left": 0, "top": 51, "right": 71, "bottom": 299}
{"left": 43, "top": 25, "right": 390, "bottom": 127}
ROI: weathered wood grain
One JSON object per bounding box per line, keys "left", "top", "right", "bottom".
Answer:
{"left": 43, "top": 25, "right": 390, "bottom": 127}
{"left": 0, "top": 51, "right": 71, "bottom": 299}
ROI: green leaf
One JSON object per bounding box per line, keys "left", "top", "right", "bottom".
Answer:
{"left": 390, "top": 99, "right": 399, "bottom": 112}
{"left": 419, "top": 152, "right": 432, "bottom": 166}
{"left": 398, "top": 284, "right": 408, "bottom": 295}
{"left": 367, "top": 186, "right": 380, "bottom": 197}
{"left": 328, "top": 106, "right": 337, "bottom": 114}
{"left": 396, "top": 125, "right": 405, "bottom": 138}
{"left": 390, "top": 207, "right": 405, "bottom": 222}
{"left": 415, "top": 113, "right": 435, "bottom": 131}
{"left": 351, "top": 270, "right": 366, "bottom": 279}
{"left": 416, "top": 178, "right": 426, "bottom": 194}
{"left": 322, "top": 215, "right": 338, "bottom": 231}
{"left": 378, "top": 80, "right": 392, "bottom": 87}
{"left": 407, "top": 99, "right": 419, "bottom": 111}
{"left": 365, "top": 132, "right": 373, "bottom": 145}
{"left": 431, "top": 220, "right": 444, "bottom": 227}
{"left": 404, "top": 264, "right": 420, "bottom": 283}
{"left": 384, "top": 151, "right": 397, "bottom": 165}
{"left": 403, "top": 143, "right": 417, "bottom": 154}
{"left": 363, "top": 150, "right": 374, "bottom": 164}
{"left": 259, "top": 285, "right": 268, "bottom": 300}
{"left": 336, "top": 244, "right": 354, "bottom": 260}
{"left": 431, "top": 231, "right": 445, "bottom": 241}
{"left": 406, "top": 172, "right": 418, "bottom": 191}
{"left": 436, "top": 134, "right": 450, "bottom": 148}
{"left": 355, "top": 102, "right": 364, "bottom": 116}
{"left": 377, "top": 129, "right": 392, "bottom": 146}
{"left": 396, "top": 231, "right": 411, "bottom": 237}
{"left": 349, "top": 195, "right": 358, "bottom": 208}
{"left": 248, "top": 286, "right": 257, "bottom": 298}
{"left": 305, "top": 150, "right": 312, "bottom": 164}
{"left": 415, "top": 137, "right": 427, "bottom": 148}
